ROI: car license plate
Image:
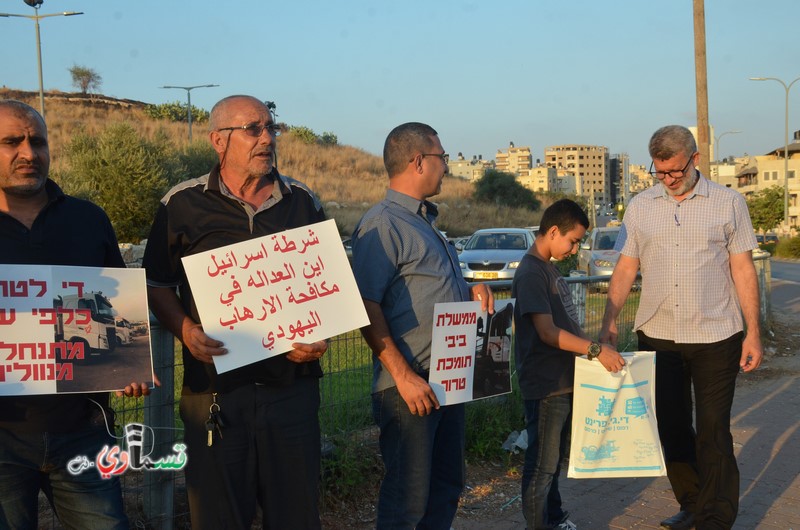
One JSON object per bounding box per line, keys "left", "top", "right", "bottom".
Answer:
{"left": 475, "top": 272, "right": 498, "bottom": 280}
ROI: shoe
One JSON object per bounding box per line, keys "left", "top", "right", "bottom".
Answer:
{"left": 556, "top": 520, "right": 577, "bottom": 530}
{"left": 660, "top": 510, "right": 695, "bottom": 529}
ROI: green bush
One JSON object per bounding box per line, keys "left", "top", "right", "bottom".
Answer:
{"left": 54, "top": 124, "right": 183, "bottom": 242}
{"left": 144, "top": 101, "right": 209, "bottom": 123}
{"left": 774, "top": 235, "right": 800, "bottom": 258}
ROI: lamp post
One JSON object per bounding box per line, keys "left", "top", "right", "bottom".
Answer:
{"left": 160, "top": 84, "right": 219, "bottom": 142}
{"left": 0, "top": 4, "right": 83, "bottom": 120}
{"left": 750, "top": 76, "right": 800, "bottom": 228}
{"left": 713, "top": 130, "right": 742, "bottom": 162}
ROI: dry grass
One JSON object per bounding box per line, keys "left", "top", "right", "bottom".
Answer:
{"left": 3, "top": 88, "right": 543, "bottom": 236}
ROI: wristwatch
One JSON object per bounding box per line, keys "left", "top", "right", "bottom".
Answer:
{"left": 587, "top": 341, "right": 602, "bottom": 360}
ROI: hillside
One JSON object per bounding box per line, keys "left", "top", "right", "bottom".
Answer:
{"left": 1, "top": 88, "right": 543, "bottom": 236}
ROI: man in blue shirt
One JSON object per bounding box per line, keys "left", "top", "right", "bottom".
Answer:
{"left": 352, "top": 122, "right": 492, "bottom": 529}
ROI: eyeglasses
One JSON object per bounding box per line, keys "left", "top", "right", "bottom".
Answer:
{"left": 217, "top": 123, "right": 281, "bottom": 137}
{"left": 412, "top": 153, "right": 449, "bottom": 164}
{"left": 649, "top": 153, "right": 696, "bottom": 180}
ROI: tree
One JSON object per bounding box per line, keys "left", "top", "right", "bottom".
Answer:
{"left": 747, "top": 185, "right": 784, "bottom": 231}
{"left": 68, "top": 65, "right": 102, "bottom": 94}
{"left": 473, "top": 169, "right": 540, "bottom": 211}
{"left": 54, "top": 124, "right": 185, "bottom": 242}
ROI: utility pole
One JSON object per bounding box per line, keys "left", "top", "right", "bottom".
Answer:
{"left": 693, "top": 0, "right": 710, "bottom": 177}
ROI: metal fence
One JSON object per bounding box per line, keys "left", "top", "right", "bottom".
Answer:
{"left": 48, "top": 254, "right": 772, "bottom": 528}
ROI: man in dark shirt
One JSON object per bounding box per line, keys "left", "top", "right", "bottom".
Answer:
{"left": 0, "top": 99, "right": 150, "bottom": 529}
{"left": 143, "top": 95, "right": 328, "bottom": 529}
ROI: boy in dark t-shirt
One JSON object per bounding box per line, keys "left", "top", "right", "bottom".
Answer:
{"left": 512, "top": 199, "right": 625, "bottom": 529}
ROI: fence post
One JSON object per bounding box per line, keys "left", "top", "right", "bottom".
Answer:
{"left": 753, "top": 251, "right": 772, "bottom": 330}
{"left": 143, "top": 317, "right": 175, "bottom": 529}
{"left": 568, "top": 270, "right": 587, "bottom": 328}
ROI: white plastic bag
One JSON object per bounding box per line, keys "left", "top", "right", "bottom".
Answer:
{"left": 568, "top": 351, "right": 665, "bottom": 479}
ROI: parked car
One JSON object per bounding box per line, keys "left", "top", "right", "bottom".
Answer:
{"left": 756, "top": 233, "right": 779, "bottom": 246}
{"left": 451, "top": 236, "right": 471, "bottom": 253}
{"left": 458, "top": 228, "right": 534, "bottom": 281}
{"left": 578, "top": 226, "right": 621, "bottom": 279}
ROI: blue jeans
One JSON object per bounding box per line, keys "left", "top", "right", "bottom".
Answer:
{"left": 372, "top": 386, "right": 465, "bottom": 530}
{"left": 521, "top": 394, "right": 572, "bottom": 530}
{"left": 0, "top": 425, "right": 127, "bottom": 530}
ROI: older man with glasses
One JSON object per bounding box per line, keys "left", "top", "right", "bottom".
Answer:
{"left": 600, "top": 125, "right": 762, "bottom": 530}
{"left": 143, "top": 95, "right": 328, "bottom": 529}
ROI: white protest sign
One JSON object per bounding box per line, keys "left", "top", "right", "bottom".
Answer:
{"left": 181, "top": 219, "right": 369, "bottom": 373}
{"left": 0, "top": 265, "right": 154, "bottom": 395}
{"left": 429, "top": 299, "right": 515, "bottom": 405}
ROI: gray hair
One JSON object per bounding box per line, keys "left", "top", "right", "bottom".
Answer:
{"left": 648, "top": 125, "right": 697, "bottom": 160}
{"left": 208, "top": 95, "right": 268, "bottom": 131}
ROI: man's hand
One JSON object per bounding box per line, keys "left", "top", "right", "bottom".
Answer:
{"left": 470, "top": 283, "right": 495, "bottom": 314}
{"left": 598, "top": 320, "right": 618, "bottom": 347}
{"left": 182, "top": 323, "right": 226, "bottom": 364}
{"left": 396, "top": 371, "right": 440, "bottom": 416}
{"left": 116, "top": 374, "right": 162, "bottom": 398}
{"left": 740, "top": 333, "right": 763, "bottom": 372}
{"left": 287, "top": 340, "right": 328, "bottom": 363}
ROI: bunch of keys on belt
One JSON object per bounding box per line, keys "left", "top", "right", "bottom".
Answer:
{"left": 206, "top": 393, "right": 224, "bottom": 447}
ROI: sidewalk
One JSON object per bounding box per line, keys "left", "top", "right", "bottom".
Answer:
{"left": 455, "top": 352, "right": 799, "bottom": 529}
{"left": 455, "top": 280, "right": 800, "bottom": 530}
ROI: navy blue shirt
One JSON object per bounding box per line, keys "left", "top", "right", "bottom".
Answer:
{"left": 0, "top": 180, "right": 124, "bottom": 432}
{"left": 512, "top": 253, "right": 582, "bottom": 400}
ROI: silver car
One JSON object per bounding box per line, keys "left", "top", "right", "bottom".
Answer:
{"left": 578, "top": 226, "right": 621, "bottom": 278}
{"left": 459, "top": 228, "right": 534, "bottom": 281}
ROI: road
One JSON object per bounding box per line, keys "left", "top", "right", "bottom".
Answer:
{"left": 56, "top": 334, "right": 154, "bottom": 393}
{"left": 770, "top": 258, "right": 800, "bottom": 283}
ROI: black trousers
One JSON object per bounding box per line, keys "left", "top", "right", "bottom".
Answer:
{"left": 179, "top": 377, "right": 321, "bottom": 530}
{"left": 638, "top": 331, "right": 742, "bottom": 530}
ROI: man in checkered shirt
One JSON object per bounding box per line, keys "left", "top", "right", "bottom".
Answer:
{"left": 600, "top": 125, "right": 763, "bottom": 530}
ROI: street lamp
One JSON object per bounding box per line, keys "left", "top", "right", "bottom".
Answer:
{"left": 160, "top": 84, "right": 219, "bottom": 142}
{"left": 713, "top": 130, "right": 742, "bottom": 162}
{"left": 0, "top": 2, "right": 83, "bottom": 120}
{"left": 750, "top": 76, "right": 800, "bottom": 228}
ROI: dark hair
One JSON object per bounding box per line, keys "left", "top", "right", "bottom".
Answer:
{"left": 383, "top": 122, "right": 438, "bottom": 177}
{"left": 0, "top": 100, "right": 46, "bottom": 130}
{"left": 648, "top": 125, "right": 696, "bottom": 160}
{"left": 539, "top": 199, "right": 589, "bottom": 236}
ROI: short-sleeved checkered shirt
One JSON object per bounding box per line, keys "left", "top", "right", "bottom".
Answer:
{"left": 617, "top": 173, "right": 757, "bottom": 344}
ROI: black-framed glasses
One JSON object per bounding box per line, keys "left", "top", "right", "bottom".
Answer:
{"left": 649, "top": 152, "right": 696, "bottom": 180}
{"left": 412, "top": 153, "right": 449, "bottom": 163}
{"left": 217, "top": 123, "right": 281, "bottom": 138}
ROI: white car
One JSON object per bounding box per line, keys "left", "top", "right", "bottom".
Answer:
{"left": 459, "top": 228, "right": 534, "bottom": 281}
{"left": 578, "top": 226, "right": 621, "bottom": 278}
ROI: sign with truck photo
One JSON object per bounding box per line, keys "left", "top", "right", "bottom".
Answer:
{"left": 0, "top": 265, "right": 154, "bottom": 395}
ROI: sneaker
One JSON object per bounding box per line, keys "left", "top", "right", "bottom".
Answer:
{"left": 556, "top": 520, "right": 577, "bottom": 530}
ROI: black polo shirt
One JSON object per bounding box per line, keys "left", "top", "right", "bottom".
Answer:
{"left": 143, "top": 166, "right": 326, "bottom": 394}
{"left": 0, "top": 180, "right": 125, "bottom": 432}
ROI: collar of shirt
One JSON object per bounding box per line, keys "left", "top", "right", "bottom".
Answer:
{"left": 385, "top": 189, "right": 439, "bottom": 223}
{"left": 203, "top": 164, "right": 291, "bottom": 209}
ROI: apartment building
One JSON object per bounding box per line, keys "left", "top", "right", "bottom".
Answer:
{"left": 495, "top": 142, "right": 532, "bottom": 175}
{"left": 448, "top": 152, "right": 492, "bottom": 182}
{"left": 517, "top": 163, "right": 557, "bottom": 193}
{"left": 544, "top": 144, "right": 609, "bottom": 204}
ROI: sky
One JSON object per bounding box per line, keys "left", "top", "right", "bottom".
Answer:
{"left": 1, "top": 0, "right": 799, "bottom": 167}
